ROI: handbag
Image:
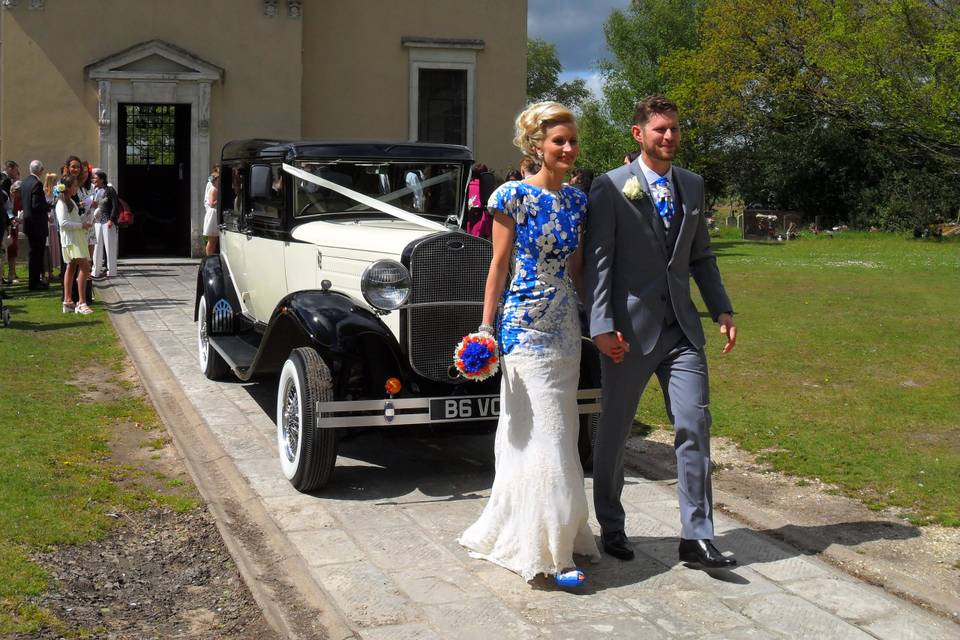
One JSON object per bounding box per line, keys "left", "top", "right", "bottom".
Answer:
{"left": 116, "top": 196, "right": 133, "bottom": 227}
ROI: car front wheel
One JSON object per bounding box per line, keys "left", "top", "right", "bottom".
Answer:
{"left": 276, "top": 347, "right": 338, "bottom": 492}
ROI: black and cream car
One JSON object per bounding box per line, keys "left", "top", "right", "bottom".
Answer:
{"left": 195, "top": 140, "right": 602, "bottom": 491}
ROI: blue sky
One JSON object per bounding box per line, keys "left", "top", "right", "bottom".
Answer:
{"left": 527, "top": 0, "right": 632, "bottom": 94}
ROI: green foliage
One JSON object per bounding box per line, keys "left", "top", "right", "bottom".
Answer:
{"left": 580, "top": 0, "right": 960, "bottom": 227}
{"left": 0, "top": 285, "right": 197, "bottom": 634}
{"left": 637, "top": 233, "right": 960, "bottom": 526}
{"left": 577, "top": 0, "right": 702, "bottom": 174}
{"left": 665, "top": 0, "right": 960, "bottom": 228}
{"left": 526, "top": 38, "right": 591, "bottom": 108}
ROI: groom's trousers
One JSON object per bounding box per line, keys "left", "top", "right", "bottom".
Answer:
{"left": 593, "top": 321, "right": 715, "bottom": 540}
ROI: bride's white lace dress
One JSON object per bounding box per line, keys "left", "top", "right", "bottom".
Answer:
{"left": 459, "top": 182, "right": 600, "bottom": 581}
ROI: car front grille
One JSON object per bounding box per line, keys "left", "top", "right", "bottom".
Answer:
{"left": 406, "top": 231, "right": 491, "bottom": 383}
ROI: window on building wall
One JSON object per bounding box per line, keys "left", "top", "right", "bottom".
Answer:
{"left": 404, "top": 38, "right": 483, "bottom": 151}
{"left": 417, "top": 68, "right": 467, "bottom": 146}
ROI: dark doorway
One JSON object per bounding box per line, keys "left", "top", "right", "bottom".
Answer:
{"left": 118, "top": 104, "right": 191, "bottom": 256}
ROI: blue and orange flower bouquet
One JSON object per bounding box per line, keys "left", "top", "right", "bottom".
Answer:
{"left": 453, "top": 331, "right": 499, "bottom": 381}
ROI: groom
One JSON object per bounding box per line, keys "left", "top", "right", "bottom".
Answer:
{"left": 584, "top": 96, "right": 738, "bottom": 568}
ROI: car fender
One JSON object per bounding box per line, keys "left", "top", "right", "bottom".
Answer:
{"left": 252, "top": 290, "right": 406, "bottom": 389}
{"left": 194, "top": 255, "right": 241, "bottom": 332}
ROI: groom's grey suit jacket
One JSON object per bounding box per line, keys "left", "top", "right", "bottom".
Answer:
{"left": 584, "top": 161, "right": 732, "bottom": 355}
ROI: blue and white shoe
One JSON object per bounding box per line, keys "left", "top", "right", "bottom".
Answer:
{"left": 554, "top": 569, "right": 585, "bottom": 588}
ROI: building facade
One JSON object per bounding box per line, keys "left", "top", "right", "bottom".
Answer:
{"left": 0, "top": 0, "right": 526, "bottom": 256}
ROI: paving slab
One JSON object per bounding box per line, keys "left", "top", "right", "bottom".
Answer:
{"left": 99, "top": 260, "right": 959, "bottom": 639}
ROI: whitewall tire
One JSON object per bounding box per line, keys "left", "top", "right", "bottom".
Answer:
{"left": 276, "top": 347, "right": 338, "bottom": 491}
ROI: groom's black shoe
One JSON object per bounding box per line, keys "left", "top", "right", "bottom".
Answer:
{"left": 601, "top": 530, "right": 634, "bottom": 561}
{"left": 678, "top": 539, "right": 737, "bottom": 568}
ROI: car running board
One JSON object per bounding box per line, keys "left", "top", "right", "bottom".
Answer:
{"left": 209, "top": 335, "right": 258, "bottom": 376}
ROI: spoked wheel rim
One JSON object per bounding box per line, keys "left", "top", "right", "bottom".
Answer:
{"left": 198, "top": 299, "right": 209, "bottom": 368}
{"left": 280, "top": 377, "right": 301, "bottom": 463}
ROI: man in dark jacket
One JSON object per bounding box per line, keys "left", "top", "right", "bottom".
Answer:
{"left": 21, "top": 160, "right": 49, "bottom": 290}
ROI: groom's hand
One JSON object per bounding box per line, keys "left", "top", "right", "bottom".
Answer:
{"left": 718, "top": 313, "right": 737, "bottom": 353}
{"left": 595, "top": 331, "right": 630, "bottom": 363}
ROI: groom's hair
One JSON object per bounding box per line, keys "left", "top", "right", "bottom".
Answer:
{"left": 633, "top": 96, "right": 678, "bottom": 126}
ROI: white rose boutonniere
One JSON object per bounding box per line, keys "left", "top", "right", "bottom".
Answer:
{"left": 622, "top": 176, "right": 645, "bottom": 200}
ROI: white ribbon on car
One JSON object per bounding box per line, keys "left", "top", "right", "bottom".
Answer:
{"left": 282, "top": 162, "right": 447, "bottom": 232}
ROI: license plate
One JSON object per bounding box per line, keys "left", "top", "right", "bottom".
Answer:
{"left": 429, "top": 396, "right": 500, "bottom": 421}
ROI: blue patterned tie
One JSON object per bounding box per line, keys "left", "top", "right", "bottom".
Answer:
{"left": 653, "top": 176, "right": 675, "bottom": 229}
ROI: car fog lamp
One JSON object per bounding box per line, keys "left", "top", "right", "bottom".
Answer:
{"left": 361, "top": 260, "right": 411, "bottom": 310}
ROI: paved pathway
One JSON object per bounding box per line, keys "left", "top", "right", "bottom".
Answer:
{"left": 101, "top": 259, "right": 957, "bottom": 640}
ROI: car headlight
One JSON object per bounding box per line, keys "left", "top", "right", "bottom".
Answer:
{"left": 361, "top": 260, "right": 411, "bottom": 310}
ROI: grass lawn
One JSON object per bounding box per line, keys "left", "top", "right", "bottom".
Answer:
{"left": 0, "top": 282, "right": 197, "bottom": 635}
{"left": 636, "top": 230, "right": 960, "bottom": 526}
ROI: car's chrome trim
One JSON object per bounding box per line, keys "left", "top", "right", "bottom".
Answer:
{"left": 314, "top": 389, "right": 601, "bottom": 428}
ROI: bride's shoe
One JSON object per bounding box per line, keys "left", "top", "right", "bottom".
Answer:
{"left": 554, "top": 568, "right": 585, "bottom": 588}
{"left": 62, "top": 301, "right": 76, "bottom": 313}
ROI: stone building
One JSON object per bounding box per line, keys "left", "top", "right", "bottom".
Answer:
{"left": 0, "top": 0, "right": 526, "bottom": 256}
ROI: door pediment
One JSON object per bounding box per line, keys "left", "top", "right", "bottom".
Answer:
{"left": 86, "top": 40, "right": 223, "bottom": 82}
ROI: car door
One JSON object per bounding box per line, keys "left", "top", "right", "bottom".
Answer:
{"left": 218, "top": 164, "right": 251, "bottom": 316}
{"left": 243, "top": 163, "right": 289, "bottom": 323}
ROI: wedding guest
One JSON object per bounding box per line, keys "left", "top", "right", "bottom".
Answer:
{"left": 43, "top": 172, "right": 61, "bottom": 282}
{"left": 202, "top": 164, "right": 220, "bottom": 255}
{"left": 1, "top": 161, "right": 19, "bottom": 193}
{"left": 56, "top": 175, "right": 93, "bottom": 314}
{"left": 504, "top": 168, "right": 522, "bottom": 182}
{"left": 91, "top": 170, "right": 118, "bottom": 279}
{"left": 623, "top": 150, "right": 641, "bottom": 165}
{"left": 460, "top": 102, "right": 600, "bottom": 587}
{"left": 62, "top": 156, "right": 94, "bottom": 260}
{"left": 21, "top": 161, "right": 50, "bottom": 290}
{"left": 518, "top": 156, "right": 540, "bottom": 178}
{"left": 464, "top": 163, "right": 492, "bottom": 239}
{"left": 4, "top": 180, "right": 21, "bottom": 285}
{"left": 570, "top": 168, "right": 594, "bottom": 195}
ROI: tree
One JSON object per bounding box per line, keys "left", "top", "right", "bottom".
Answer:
{"left": 526, "top": 38, "right": 590, "bottom": 108}
{"left": 665, "top": 0, "right": 960, "bottom": 227}
{"left": 577, "top": 0, "right": 703, "bottom": 174}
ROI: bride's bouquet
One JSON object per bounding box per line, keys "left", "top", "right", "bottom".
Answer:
{"left": 453, "top": 331, "right": 499, "bottom": 381}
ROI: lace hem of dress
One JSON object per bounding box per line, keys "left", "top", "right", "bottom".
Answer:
{"left": 459, "top": 541, "right": 601, "bottom": 582}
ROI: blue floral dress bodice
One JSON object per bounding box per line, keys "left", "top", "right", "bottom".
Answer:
{"left": 488, "top": 181, "right": 586, "bottom": 356}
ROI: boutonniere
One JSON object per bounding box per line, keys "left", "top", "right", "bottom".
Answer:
{"left": 622, "top": 176, "right": 646, "bottom": 200}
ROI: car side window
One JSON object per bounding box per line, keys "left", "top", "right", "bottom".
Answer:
{"left": 219, "top": 165, "right": 245, "bottom": 229}
{"left": 249, "top": 164, "right": 283, "bottom": 219}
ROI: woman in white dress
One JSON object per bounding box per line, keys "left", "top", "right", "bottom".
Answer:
{"left": 57, "top": 175, "right": 93, "bottom": 314}
{"left": 460, "top": 102, "right": 600, "bottom": 586}
{"left": 202, "top": 165, "right": 220, "bottom": 256}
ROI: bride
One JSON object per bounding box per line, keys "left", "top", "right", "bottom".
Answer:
{"left": 459, "top": 102, "right": 600, "bottom": 586}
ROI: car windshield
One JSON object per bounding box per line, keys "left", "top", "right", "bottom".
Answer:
{"left": 293, "top": 161, "right": 462, "bottom": 220}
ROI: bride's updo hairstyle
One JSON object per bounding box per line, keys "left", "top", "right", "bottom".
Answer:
{"left": 513, "top": 101, "right": 575, "bottom": 160}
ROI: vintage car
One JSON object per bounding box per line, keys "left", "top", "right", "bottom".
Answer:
{"left": 195, "top": 140, "right": 601, "bottom": 491}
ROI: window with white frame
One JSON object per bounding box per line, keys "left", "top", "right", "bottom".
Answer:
{"left": 404, "top": 38, "right": 483, "bottom": 150}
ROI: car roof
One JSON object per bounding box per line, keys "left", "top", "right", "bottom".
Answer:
{"left": 221, "top": 139, "right": 474, "bottom": 163}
